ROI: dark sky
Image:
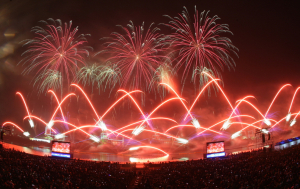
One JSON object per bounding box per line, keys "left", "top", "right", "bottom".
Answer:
{"left": 0, "top": 0, "right": 300, "bottom": 143}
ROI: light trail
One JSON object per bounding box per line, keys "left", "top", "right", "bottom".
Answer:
{"left": 117, "top": 89, "right": 147, "bottom": 122}
{"left": 95, "top": 89, "right": 143, "bottom": 121}
{"left": 16, "top": 92, "right": 34, "bottom": 128}
{"left": 129, "top": 155, "right": 169, "bottom": 162}
{"left": 129, "top": 146, "right": 169, "bottom": 156}
{"left": 270, "top": 113, "right": 299, "bottom": 128}
{"left": 202, "top": 72, "right": 235, "bottom": 110}
{"left": 107, "top": 117, "right": 177, "bottom": 136}
{"left": 164, "top": 125, "right": 197, "bottom": 133}
{"left": 49, "top": 93, "right": 76, "bottom": 121}
{"left": 131, "top": 97, "right": 186, "bottom": 135}
{"left": 230, "top": 96, "right": 255, "bottom": 120}
{"left": 71, "top": 84, "right": 100, "bottom": 118}
{"left": 5, "top": 81, "right": 299, "bottom": 157}
{"left": 230, "top": 118, "right": 283, "bottom": 139}
{"left": 16, "top": 92, "right": 31, "bottom": 119}
{"left": 183, "top": 78, "right": 220, "bottom": 120}
{"left": 264, "top": 84, "right": 291, "bottom": 117}
{"left": 48, "top": 90, "right": 66, "bottom": 121}
{"left": 24, "top": 115, "right": 47, "bottom": 125}
{"left": 160, "top": 83, "right": 193, "bottom": 119}
{"left": 2, "top": 122, "right": 25, "bottom": 132}
{"left": 118, "top": 128, "right": 185, "bottom": 140}
{"left": 221, "top": 96, "right": 255, "bottom": 130}
{"left": 164, "top": 124, "right": 222, "bottom": 134}
{"left": 23, "top": 115, "right": 57, "bottom": 133}
{"left": 72, "top": 84, "right": 143, "bottom": 123}
{"left": 294, "top": 112, "right": 300, "bottom": 120}
{"left": 236, "top": 99, "right": 267, "bottom": 120}
{"left": 60, "top": 125, "right": 141, "bottom": 143}
{"left": 196, "top": 115, "right": 256, "bottom": 136}
{"left": 288, "top": 87, "right": 300, "bottom": 113}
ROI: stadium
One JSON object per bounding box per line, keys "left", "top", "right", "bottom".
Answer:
{"left": 1, "top": 0, "right": 300, "bottom": 188}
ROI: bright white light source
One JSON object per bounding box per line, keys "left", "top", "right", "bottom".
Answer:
{"left": 30, "top": 138, "right": 50, "bottom": 143}
{"left": 261, "top": 129, "right": 269, "bottom": 134}
{"left": 90, "top": 135, "right": 100, "bottom": 143}
{"left": 263, "top": 118, "right": 271, "bottom": 126}
{"left": 221, "top": 120, "right": 231, "bottom": 130}
{"left": 129, "top": 147, "right": 140, "bottom": 151}
{"left": 191, "top": 118, "right": 201, "bottom": 129}
{"left": 290, "top": 119, "right": 296, "bottom": 126}
{"left": 23, "top": 132, "right": 30, "bottom": 137}
{"left": 286, "top": 112, "right": 291, "bottom": 122}
{"left": 231, "top": 131, "right": 241, "bottom": 139}
{"left": 177, "top": 138, "right": 188, "bottom": 144}
{"left": 55, "top": 134, "right": 65, "bottom": 139}
{"left": 29, "top": 119, "right": 34, "bottom": 128}
{"left": 132, "top": 125, "right": 146, "bottom": 136}
{"left": 97, "top": 120, "right": 107, "bottom": 131}
{"left": 47, "top": 120, "right": 54, "bottom": 128}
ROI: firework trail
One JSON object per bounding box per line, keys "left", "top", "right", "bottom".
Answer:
{"left": 3, "top": 81, "right": 300, "bottom": 155}
{"left": 149, "top": 60, "right": 176, "bottom": 99}
{"left": 20, "top": 18, "right": 91, "bottom": 94}
{"left": 102, "top": 21, "right": 166, "bottom": 92}
{"left": 192, "top": 67, "right": 221, "bottom": 96}
{"left": 163, "top": 6, "right": 238, "bottom": 90}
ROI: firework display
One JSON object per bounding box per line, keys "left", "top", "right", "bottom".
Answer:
{"left": 18, "top": 6, "right": 239, "bottom": 99}
{"left": 20, "top": 18, "right": 91, "bottom": 94}
{"left": 2, "top": 74, "right": 300, "bottom": 157}
{"left": 163, "top": 6, "right": 238, "bottom": 90}
{"left": 3, "top": 6, "right": 298, "bottom": 159}
{"left": 102, "top": 21, "right": 166, "bottom": 92}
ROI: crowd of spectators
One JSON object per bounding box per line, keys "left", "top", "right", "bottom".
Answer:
{"left": 0, "top": 147, "right": 135, "bottom": 188}
{"left": 0, "top": 144, "right": 300, "bottom": 189}
{"left": 139, "top": 146, "right": 300, "bottom": 189}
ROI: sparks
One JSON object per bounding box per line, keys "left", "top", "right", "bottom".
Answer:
{"left": 231, "top": 131, "right": 241, "bottom": 139}
{"left": 23, "top": 132, "right": 30, "bottom": 137}
{"left": 290, "top": 119, "right": 296, "bottom": 127}
{"left": 191, "top": 118, "right": 201, "bottom": 129}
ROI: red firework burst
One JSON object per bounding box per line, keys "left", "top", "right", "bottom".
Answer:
{"left": 103, "top": 21, "right": 166, "bottom": 91}
{"left": 20, "top": 18, "right": 90, "bottom": 85}
{"left": 164, "top": 6, "right": 238, "bottom": 85}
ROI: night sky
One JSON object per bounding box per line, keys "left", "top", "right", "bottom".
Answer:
{"left": 1, "top": 0, "right": 300, "bottom": 144}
